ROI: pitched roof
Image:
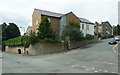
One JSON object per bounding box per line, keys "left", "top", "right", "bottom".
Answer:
{"left": 35, "top": 9, "right": 64, "bottom": 18}
{"left": 65, "top": 12, "right": 81, "bottom": 21}
{"left": 102, "top": 21, "right": 113, "bottom": 28}
{"left": 79, "top": 17, "right": 94, "bottom": 24}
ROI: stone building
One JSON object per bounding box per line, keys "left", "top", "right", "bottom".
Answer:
{"left": 32, "top": 9, "right": 80, "bottom": 40}
{"left": 26, "top": 26, "right": 32, "bottom": 35}
{"left": 94, "top": 21, "right": 113, "bottom": 37}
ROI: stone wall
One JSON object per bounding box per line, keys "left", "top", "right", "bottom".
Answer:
{"left": 5, "top": 39, "right": 97, "bottom": 55}
{"left": 28, "top": 42, "right": 64, "bottom": 55}
{"left": 68, "top": 39, "right": 96, "bottom": 50}
{"left": 5, "top": 46, "right": 25, "bottom": 54}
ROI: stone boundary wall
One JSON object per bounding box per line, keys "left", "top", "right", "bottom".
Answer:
{"left": 68, "top": 39, "right": 97, "bottom": 50}
{"left": 28, "top": 42, "right": 64, "bottom": 55}
{"left": 5, "top": 46, "right": 25, "bottom": 54}
{"left": 5, "top": 39, "right": 97, "bottom": 55}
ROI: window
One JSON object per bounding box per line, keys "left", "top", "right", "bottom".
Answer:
{"left": 82, "top": 24, "right": 84, "bottom": 29}
{"left": 36, "top": 20, "right": 38, "bottom": 25}
{"left": 87, "top": 25, "right": 89, "bottom": 30}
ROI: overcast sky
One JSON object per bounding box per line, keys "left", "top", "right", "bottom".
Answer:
{"left": 0, "top": 0, "right": 119, "bottom": 34}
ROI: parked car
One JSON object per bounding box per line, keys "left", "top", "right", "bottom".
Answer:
{"left": 114, "top": 36, "right": 120, "bottom": 41}
{"left": 108, "top": 38, "right": 117, "bottom": 45}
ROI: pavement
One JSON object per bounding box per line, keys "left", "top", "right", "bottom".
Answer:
{"left": 2, "top": 39, "right": 119, "bottom": 73}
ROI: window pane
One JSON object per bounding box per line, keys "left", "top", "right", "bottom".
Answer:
{"left": 87, "top": 25, "right": 89, "bottom": 30}
{"left": 82, "top": 24, "right": 84, "bottom": 29}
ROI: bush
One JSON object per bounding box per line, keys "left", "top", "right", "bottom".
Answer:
{"left": 29, "top": 32, "right": 61, "bottom": 44}
{"left": 62, "top": 21, "right": 82, "bottom": 42}
{"left": 37, "top": 16, "right": 55, "bottom": 40}
{"left": 98, "top": 33, "right": 102, "bottom": 38}
{"left": 101, "top": 36, "right": 106, "bottom": 39}
{"left": 110, "top": 35, "right": 114, "bottom": 38}
{"left": 38, "top": 38, "right": 61, "bottom": 43}
{"left": 85, "top": 34, "right": 94, "bottom": 40}
{"left": 29, "top": 32, "right": 38, "bottom": 44}
{"left": 4, "top": 35, "right": 30, "bottom": 47}
{"left": 107, "top": 34, "right": 113, "bottom": 38}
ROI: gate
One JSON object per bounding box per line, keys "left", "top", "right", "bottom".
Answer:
{"left": 64, "top": 41, "right": 68, "bottom": 50}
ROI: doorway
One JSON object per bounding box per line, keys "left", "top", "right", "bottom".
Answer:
{"left": 18, "top": 49, "right": 21, "bottom": 54}
{"left": 64, "top": 41, "right": 68, "bottom": 50}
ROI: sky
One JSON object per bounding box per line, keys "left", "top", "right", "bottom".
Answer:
{"left": 0, "top": 0, "right": 119, "bottom": 34}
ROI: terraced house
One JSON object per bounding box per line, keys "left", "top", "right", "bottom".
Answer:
{"left": 79, "top": 17, "right": 95, "bottom": 36}
{"left": 94, "top": 21, "right": 113, "bottom": 37}
{"left": 32, "top": 8, "right": 80, "bottom": 40}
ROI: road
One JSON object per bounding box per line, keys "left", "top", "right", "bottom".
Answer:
{"left": 2, "top": 39, "right": 119, "bottom": 73}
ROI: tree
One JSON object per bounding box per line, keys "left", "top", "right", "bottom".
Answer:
{"left": 29, "top": 32, "right": 37, "bottom": 44}
{"left": 5, "top": 23, "right": 21, "bottom": 40}
{"left": 37, "top": 16, "right": 55, "bottom": 40}
{"left": 62, "top": 21, "right": 83, "bottom": 42}
{"left": 1, "top": 22, "right": 21, "bottom": 51}
{"left": 113, "top": 24, "right": 120, "bottom": 35}
{"left": 1, "top": 22, "right": 7, "bottom": 41}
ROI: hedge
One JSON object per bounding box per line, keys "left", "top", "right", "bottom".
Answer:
{"left": 4, "top": 35, "right": 29, "bottom": 46}
{"left": 85, "top": 34, "right": 94, "bottom": 40}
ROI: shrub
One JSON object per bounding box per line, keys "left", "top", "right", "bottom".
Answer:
{"left": 98, "top": 33, "right": 102, "bottom": 38}
{"left": 101, "top": 36, "right": 106, "bottom": 39}
{"left": 107, "top": 34, "right": 113, "bottom": 38}
{"left": 37, "top": 16, "right": 55, "bottom": 40}
{"left": 85, "top": 34, "right": 94, "bottom": 40}
{"left": 29, "top": 32, "right": 61, "bottom": 44}
{"left": 38, "top": 38, "right": 61, "bottom": 43}
{"left": 4, "top": 35, "right": 30, "bottom": 47}
{"left": 62, "top": 21, "right": 83, "bottom": 42}
{"left": 29, "top": 32, "right": 38, "bottom": 44}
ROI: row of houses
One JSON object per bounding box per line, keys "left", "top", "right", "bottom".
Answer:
{"left": 26, "top": 8, "right": 113, "bottom": 40}
{"left": 94, "top": 21, "right": 113, "bottom": 37}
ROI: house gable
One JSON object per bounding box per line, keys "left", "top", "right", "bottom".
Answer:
{"left": 102, "top": 21, "right": 113, "bottom": 35}
{"left": 32, "top": 9, "right": 62, "bottom": 40}
{"left": 32, "top": 9, "right": 42, "bottom": 32}
{"left": 65, "top": 12, "right": 80, "bottom": 25}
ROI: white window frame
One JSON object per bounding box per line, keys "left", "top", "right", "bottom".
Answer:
{"left": 87, "top": 24, "right": 89, "bottom": 30}
{"left": 82, "top": 24, "right": 84, "bottom": 29}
